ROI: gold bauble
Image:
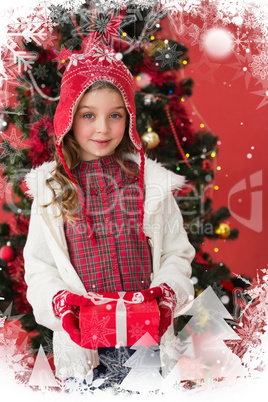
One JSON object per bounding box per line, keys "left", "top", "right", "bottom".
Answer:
{"left": 141, "top": 130, "right": 160, "bottom": 149}
{"left": 215, "top": 223, "right": 231, "bottom": 239}
{"left": 143, "top": 40, "right": 166, "bottom": 57}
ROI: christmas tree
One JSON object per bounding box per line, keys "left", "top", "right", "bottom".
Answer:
{"left": 178, "top": 286, "right": 247, "bottom": 382}
{"left": 28, "top": 345, "right": 58, "bottom": 391}
{"left": 0, "top": 4, "right": 250, "bottom": 358}
{"left": 119, "top": 332, "right": 162, "bottom": 393}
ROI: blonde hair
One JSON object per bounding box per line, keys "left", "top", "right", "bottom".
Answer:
{"left": 42, "top": 80, "right": 147, "bottom": 224}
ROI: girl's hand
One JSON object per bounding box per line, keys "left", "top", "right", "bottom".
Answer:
{"left": 52, "top": 290, "right": 92, "bottom": 345}
{"left": 141, "top": 283, "right": 177, "bottom": 338}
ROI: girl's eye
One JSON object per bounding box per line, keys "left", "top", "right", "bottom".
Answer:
{"left": 83, "top": 113, "right": 94, "bottom": 119}
{"left": 110, "top": 113, "right": 121, "bottom": 119}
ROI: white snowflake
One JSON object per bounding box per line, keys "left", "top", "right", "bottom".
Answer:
{"left": 49, "top": 0, "right": 86, "bottom": 12}
{"left": 249, "top": 50, "right": 268, "bottom": 80}
{"left": 91, "top": 46, "right": 119, "bottom": 64}
{"left": 16, "top": 51, "right": 37, "bottom": 74}
{"left": 89, "top": 0, "right": 116, "bottom": 13}
{"left": 248, "top": 32, "right": 267, "bottom": 52}
{"left": 183, "top": 0, "right": 202, "bottom": 14}
{"left": 91, "top": 0, "right": 155, "bottom": 13}
{"left": 66, "top": 54, "right": 87, "bottom": 71}
{"left": 244, "top": 13, "right": 261, "bottom": 30}
{"left": 159, "top": 0, "right": 183, "bottom": 14}
{"left": 0, "top": 6, "right": 56, "bottom": 82}
{"left": 230, "top": 28, "right": 250, "bottom": 53}
{"left": 212, "top": 0, "right": 253, "bottom": 19}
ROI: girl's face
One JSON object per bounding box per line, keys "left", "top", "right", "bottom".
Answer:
{"left": 72, "top": 88, "right": 128, "bottom": 161}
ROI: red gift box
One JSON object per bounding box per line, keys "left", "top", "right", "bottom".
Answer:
{"left": 79, "top": 291, "right": 160, "bottom": 349}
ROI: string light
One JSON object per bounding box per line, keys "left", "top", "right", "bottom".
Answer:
{"left": 122, "top": 32, "right": 127, "bottom": 37}
{"left": 183, "top": 60, "right": 187, "bottom": 65}
{"left": 176, "top": 148, "right": 217, "bottom": 164}
{"left": 200, "top": 123, "right": 205, "bottom": 128}
{"left": 150, "top": 35, "right": 155, "bottom": 40}
{"left": 217, "top": 166, "right": 221, "bottom": 170}
{"left": 211, "top": 151, "right": 216, "bottom": 157}
{"left": 214, "top": 248, "right": 219, "bottom": 252}
{"left": 214, "top": 185, "right": 219, "bottom": 190}
{"left": 186, "top": 153, "right": 190, "bottom": 158}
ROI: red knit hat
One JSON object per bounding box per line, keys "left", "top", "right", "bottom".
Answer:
{"left": 53, "top": 27, "right": 146, "bottom": 245}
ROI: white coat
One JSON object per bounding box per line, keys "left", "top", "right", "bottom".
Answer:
{"left": 23, "top": 152, "right": 195, "bottom": 379}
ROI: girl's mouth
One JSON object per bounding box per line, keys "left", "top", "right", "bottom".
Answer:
{"left": 92, "top": 140, "right": 111, "bottom": 146}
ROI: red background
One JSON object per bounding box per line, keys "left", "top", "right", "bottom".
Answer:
{"left": 162, "top": 17, "right": 268, "bottom": 280}
{"left": 0, "top": 14, "right": 267, "bottom": 282}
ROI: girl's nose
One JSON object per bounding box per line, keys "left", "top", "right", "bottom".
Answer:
{"left": 96, "top": 117, "right": 109, "bottom": 134}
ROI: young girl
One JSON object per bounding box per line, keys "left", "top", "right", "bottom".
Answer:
{"left": 23, "top": 32, "right": 195, "bottom": 383}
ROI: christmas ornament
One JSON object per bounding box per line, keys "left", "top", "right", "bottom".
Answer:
{"left": 203, "top": 28, "right": 233, "bottom": 60}
{"left": 136, "top": 72, "right": 151, "bottom": 88}
{"left": 215, "top": 223, "right": 231, "bottom": 239}
{"left": 0, "top": 113, "right": 9, "bottom": 132}
{"left": 144, "top": 94, "right": 157, "bottom": 105}
{"left": 143, "top": 40, "right": 166, "bottom": 57}
{"left": 202, "top": 159, "right": 211, "bottom": 170}
{"left": 116, "top": 52, "right": 123, "bottom": 60}
{"left": 141, "top": 128, "right": 160, "bottom": 149}
{"left": 0, "top": 245, "right": 16, "bottom": 262}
